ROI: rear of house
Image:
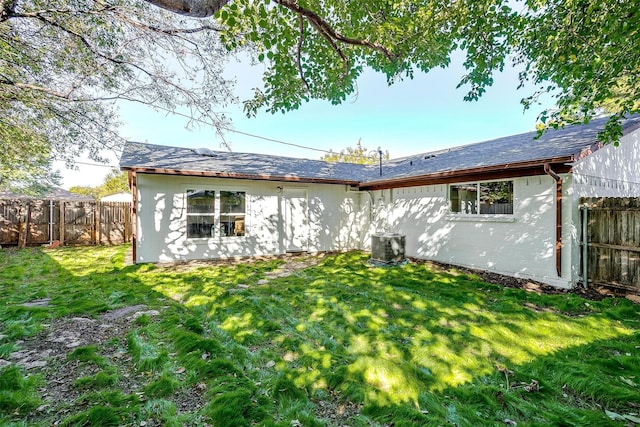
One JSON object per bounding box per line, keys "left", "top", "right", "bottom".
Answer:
{"left": 122, "top": 144, "right": 371, "bottom": 263}
{"left": 121, "top": 116, "right": 640, "bottom": 288}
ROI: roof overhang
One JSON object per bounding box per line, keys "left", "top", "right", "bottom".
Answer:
{"left": 358, "top": 157, "right": 574, "bottom": 191}
{"left": 121, "top": 166, "right": 361, "bottom": 186}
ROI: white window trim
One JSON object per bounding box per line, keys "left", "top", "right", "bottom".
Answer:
{"left": 184, "top": 186, "right": 249, "bottom": 241}
{"left": 446, "top": 214, "right": 516, "bottom": 223}
{"left": 448, "top": 179, "right": 515, "bottom": 218}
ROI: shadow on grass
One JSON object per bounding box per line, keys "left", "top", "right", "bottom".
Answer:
{"left": 1, "top": 247, "right": 638, "bottom": 426}
{"left": 173, "top": 251, "right": 639, "bottom": 426}
{"left": 0, "top": 246, "right": 279, "bottom": 426}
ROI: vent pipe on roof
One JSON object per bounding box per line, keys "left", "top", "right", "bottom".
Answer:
{"left": 194, "top": 148, "right": 217, "bottom": 157}
{"left": 378, "top": 147, "right": 383, "bottom": 176}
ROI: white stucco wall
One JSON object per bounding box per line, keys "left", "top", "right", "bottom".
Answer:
{"left": 572, "top": 128, "right": 640, "bottom": 197}
{"left": 134, "top": 174, "right": 367, "bottom": 263}
{"left": 371, "top": 176, "right": 576, "bottom": 288}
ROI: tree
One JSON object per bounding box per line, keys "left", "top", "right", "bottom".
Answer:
{"left": 1, "top": 0, "right": 235, "bottom": 173}
{"left": 99, "top": 170, "right": 129, "bottom": 197}
{"left": 0, "top": 127, "right": 61, "bottom": 195}
{"left": 2, "top": 0, "right": 637, "bottom": 181}
{"left": 321, "top": 140, "right": 389, "bottom": 165}
{"left": 69, "top": 169, "right": 129, "bottom": 198}
{"left": 146, "top": 0, "right": 639, "bottom": 143}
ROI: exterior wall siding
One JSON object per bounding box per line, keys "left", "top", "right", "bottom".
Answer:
{"left": 572, "top": 128, "right": 640, "bottom": 198}
{"left": 135, "top": 174, "right": 366, "bottom": 263}
{"left": 371, "top": 177, "right": 575, "bottom": 288}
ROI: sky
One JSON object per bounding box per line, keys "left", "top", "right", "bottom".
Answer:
{"left": 54, "top": 51, "right": 555, "bottom": 189}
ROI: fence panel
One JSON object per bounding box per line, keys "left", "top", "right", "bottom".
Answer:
{"left": 581, "top": 197, "right": 640, "bottom": 292}
{"left": 0, "top": 198, "right": 131, "bottom": 247}
{"left": 0, "top": 200, "right": 20, "bottom": 245}
{"left": 99, "top": 202, "right": 131, "bottom": 244}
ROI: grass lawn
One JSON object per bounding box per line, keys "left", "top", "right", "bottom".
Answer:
{"left": 1, "top": 245, "right": 639, "bottom": 426}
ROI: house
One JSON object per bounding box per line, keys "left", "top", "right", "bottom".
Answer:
{"left": 0, "top": 187, "right": 94, "bottom": 201}
{"left": 120, "top": 116, "right": 640, "bottom": 288}
{"left": 100, "top": 192, "right": 132, "bottom": 203}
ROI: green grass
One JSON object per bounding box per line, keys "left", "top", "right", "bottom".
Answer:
{"left": 0, "top": 245, "right": 639, "bottom": 426}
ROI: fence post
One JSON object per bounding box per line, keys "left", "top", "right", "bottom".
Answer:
{"left": 97, "top": 202, "right": 102, "bottom": 245}
{"left": 59, "top": 201, "right": 65, "bottom": 246}
{"left": 580, "top": 205, "right": 589, "bottom": 288}
{"left": 92, "top": 203, "right": 98, "bottom": 245}
{"left": 18, "top": 202, "right": 30, "bottom": 248}
{"left": 124, "top": 203, "right": 130, "bottom": 243}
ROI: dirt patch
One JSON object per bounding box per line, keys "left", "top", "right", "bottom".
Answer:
{"left": 264, "top": 253, "right": 326, "bottom": 279}
{"left": 312, "top": 390, "right": 362, "bottom": 427}
{"left": 4, "top": 305, "right": 165, "bottom": 423}
{"left": 8, "top": 305, "right": 161, "bottom": 371}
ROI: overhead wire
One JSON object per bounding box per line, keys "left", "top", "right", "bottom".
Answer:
{"left": 149, "top": 104, "right": 336, "bottom": 155}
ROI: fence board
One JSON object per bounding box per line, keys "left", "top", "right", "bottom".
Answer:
{"left": 581, "top": 197, "right": 640, "bottom": 292}
{"left": 0, "top": 199, "right": 131, "bottom": 247}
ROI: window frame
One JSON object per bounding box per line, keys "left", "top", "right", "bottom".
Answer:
{"left": 186, "top": 189, "right": 216, "bottom": 239}
{"left": 448, "top": 179, "right": 514, "bottom": 217}
{"left": 184, "top": 187, "right": 248, "bottom": 240}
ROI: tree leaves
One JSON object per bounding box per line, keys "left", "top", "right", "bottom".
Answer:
{"left": 1, "top": 0, "right": 235, "bottom": 179}
{"left": 208, "top": 0, "right": 638, "bottom": 142}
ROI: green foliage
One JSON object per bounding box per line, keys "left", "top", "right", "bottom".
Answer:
{"left": 1, "top": 0, "right": 235, "bottom": 179}
{"left": 61, "top": 403, "right": 131, "bottom": 427}
{"left": 67, "top": 345, "right": 108, "bottom": 367}
{"left": 213, "top": 0, "right": 638, "bottom": 142}
{"left": 69, "top": 170, "right": 129, "bottom": 199}
{"left": 518, "top": 0, "right": 640, "bottom": 143}
{"left": 0, "top": 366, "right": 41, "bottom": 416}
{"left": 73, "top": 369, "right": 119, "bottom": 390}
{"left": 1, "top": 246, "right": 640, "bottom": 426}
{"left": 321, "top": 139, "right": 390, "bottom": 164}
{"left": 205, "top": 388, "right": 269, "bottom": 426}
{"left": 127, "top": 333, "right": 169, "bottom": 372}
{"left": 144, "top": 373, "right": 179, "bottom": 398}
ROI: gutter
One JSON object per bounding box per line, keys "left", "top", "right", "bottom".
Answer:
{"left": 121, "top": 166, "right": 360, "bottom": 187}
{"left": 544, "top": 163, "right": 563, "bottom": 277}
{"left": 359, "top": 157, "right": 574, "bottom": 191}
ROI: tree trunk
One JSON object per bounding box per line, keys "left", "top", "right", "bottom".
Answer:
{"left": 143, "top": 0, "right": 230, "bottom": 17}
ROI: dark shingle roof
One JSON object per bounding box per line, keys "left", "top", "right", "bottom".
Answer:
{"left": 0, "top": 187, "right": 94, "bottom": 201}
{"left": 365, "top": 115, "right": 640, "bottom": 182}
{"left": 119, "top": 115, "right": 640, "bottom": 186}
{"left": 120, "top": 141, "right": 370, "bottom": 183}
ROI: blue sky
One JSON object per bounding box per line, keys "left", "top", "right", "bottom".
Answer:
{"left": 57, "top": 51, "right": 554, "bottom": 188}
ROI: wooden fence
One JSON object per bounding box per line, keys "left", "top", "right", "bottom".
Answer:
{"left": 581, "top": 197, "right": 640, "bottom": 292}
{"left": 0, "top": 199, "right": 131, "bottom": 247}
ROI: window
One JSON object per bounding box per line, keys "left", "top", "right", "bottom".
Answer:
{"left": 220, "top": 191, "right": 246, "bottom": 237}
{"left": 187, "top": 190, "right": 216, "bottom": 238}
{"left": 450, "top": 181, "right": 513, "bottom": 215}
{"left": 186, "top": 189, "right": 247, "bottom": 238}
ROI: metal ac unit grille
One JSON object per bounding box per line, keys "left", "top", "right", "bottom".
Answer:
{"left": 371, "top": 233, "right": 406, "bottom": 263}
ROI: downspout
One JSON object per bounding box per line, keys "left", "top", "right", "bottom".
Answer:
{"left": 544, "top": 163, "right": 562, "bottom": 277}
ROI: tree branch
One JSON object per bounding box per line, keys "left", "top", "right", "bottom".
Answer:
{"left": 296, "top": 15, "right": 310, "bottom": 92}
{"left": 143, "top": 0, "right": 397, "bottom": 62}
{"left": 274, "top": 0, "right": 397, "bottom": 61}
{"left": 142, "top": 0, "right": 230, "bottom": 18}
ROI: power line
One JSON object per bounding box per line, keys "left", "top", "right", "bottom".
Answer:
{"left": 150, "top": 105, "right": 335, "bottom": 155}
{"left": 65, "top": 160, "right": 119, "bottom": 168}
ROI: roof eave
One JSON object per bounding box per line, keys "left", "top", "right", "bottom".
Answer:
{"left": 121, "top": 166, "right": 361, "bottom": 186}
{"left": 358, "top": 157, "right": 574, "bottom": 191}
